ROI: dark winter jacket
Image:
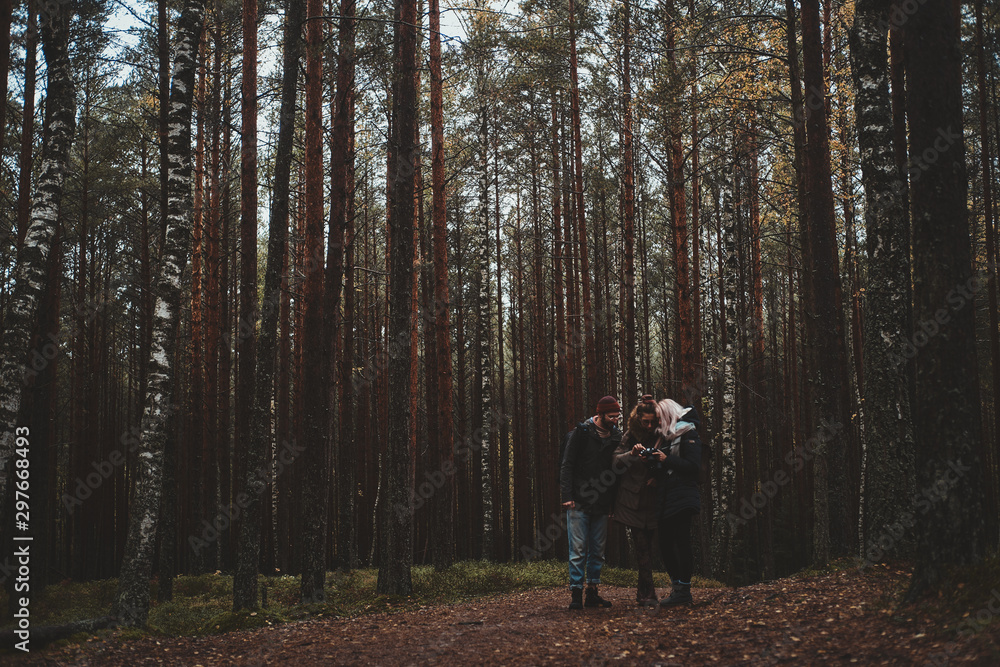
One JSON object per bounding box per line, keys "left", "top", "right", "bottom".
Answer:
{"left": 656, "top": 406, "right": 703, "bottom": 519}
{"left": 560, "top": 418, "right": 623, "bottom": 514}
{"left": 612, "top": 420, "right": 661, "bottom": 530}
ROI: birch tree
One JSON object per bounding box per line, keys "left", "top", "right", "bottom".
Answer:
{"left": 113, "top": 0, "right": 205, "bottom": 627}
{"left": 712, "top": 187, "right": 738, "bottom": 582}
{"left": 848, "top": 0, "right": 914, "bottom": 562}
{"left": 0, "top": 0, "right": 76, "bottom": 517}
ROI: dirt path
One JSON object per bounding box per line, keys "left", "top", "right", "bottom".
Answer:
{"left": 14, "top": 567, "right": 1000, "bottom": 665}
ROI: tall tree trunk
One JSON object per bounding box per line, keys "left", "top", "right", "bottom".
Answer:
{"left": 688, "top": 0, "right": 702, "bottom": 411}
{"left": 784, "top": 0, "right": 809, "bottom": 460}
{"left": 712, "top": 188, "right": 738, "bottom": 583}
{"left": 0, "top": 0, "right": 10, "bottom": 159}
{"left": 905, "top": 0, "right": 986, "bottom": 599}
{"left": 234, "top": 0, "right": 259, "bottom": 580}
{"left": 666, "top": 0, "right": 694, "bottom": 403}
{"left": 324, "top": 0, "right": 351, "bottom": 572}
{"left": 849, "top": 0, "right": 915, "bottom": 564}
{"left": 114, "top": 0, "right": 204, "bottom": 626}
{"left": 428, "top": 0, "right": 454, "bottom": 570}
{"left": 234, "top": 0, "right": 303, "bottom": 610}
{"left": 334, "top": 0, "right": 358, "bottom": 571}
{"left": 800, "top": 0, "right": 852, "bottom": 565}
{"left": 476, "top": 100, "right": 494, "bottom": 560}
{"left": 621, "top": 0, "right": 637, "bottom": 405}
{"left": 551, "top": 92, "right": 569, "bottom": 430}
{"left": 568, "top": 0, "right": 597, "bottom": 404}
{"left": 376, "top": 0, "right": 417, "bottom": 595}
{"left": 15, "top": 0, "right": 37, "bottom": 250}
{"left": 157, "top": 0, "right": 170, "bottom": 256}
{"left": 299, "top": 0, "right": 328, "bottom": 603}
{"left": 974, "top": 0, "right": 1000, "bottom": 549}
{"left": 0, "top": 0, "right": 76, "bottom": 525}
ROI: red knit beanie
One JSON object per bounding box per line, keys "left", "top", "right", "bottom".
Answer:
{"left": 596, "top": 395, "right": 621, "bottom": 415}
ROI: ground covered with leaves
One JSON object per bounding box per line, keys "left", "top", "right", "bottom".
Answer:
{"left": 7, "top": 562, "right": 1000, "bottom": 665}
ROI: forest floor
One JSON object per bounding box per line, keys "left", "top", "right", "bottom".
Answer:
{"left": 8, "top": 563, "right": 1000, "bottom": 666}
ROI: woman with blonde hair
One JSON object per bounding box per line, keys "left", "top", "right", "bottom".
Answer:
{"left": 654, "top": 398, "right": 703, "bottom": 606}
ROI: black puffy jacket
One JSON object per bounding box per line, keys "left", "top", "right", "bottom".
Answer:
{"left": 656, "top": 406, "right": 703, "bottom": 519}
{"left": 560, "top": 418, "right": 623, "bottom": 514}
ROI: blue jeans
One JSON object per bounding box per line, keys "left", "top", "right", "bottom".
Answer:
{"left": 566, "top": 508, "right": 608, "bottom": 589}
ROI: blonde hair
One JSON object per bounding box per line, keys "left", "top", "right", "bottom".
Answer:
{"left": 656, "top": 398, "right": 689, "bottom": 441}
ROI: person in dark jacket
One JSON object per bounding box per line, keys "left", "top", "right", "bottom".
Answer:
{"left": 613, "top": 394, "right": 664, "bottom": 605}
{"left": 654, "top": 398, "right": 703, "bottom": 606}
{"left": 560, "top": 395, "right": 623, "bottom": 609}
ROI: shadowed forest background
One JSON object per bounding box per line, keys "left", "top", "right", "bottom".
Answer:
{"left": 0, "top": 0, "right": 998, "bottom": 627}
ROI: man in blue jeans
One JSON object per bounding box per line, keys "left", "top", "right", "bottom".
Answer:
{"left": 560, "top": 395, "right": 623, "bottom": 609}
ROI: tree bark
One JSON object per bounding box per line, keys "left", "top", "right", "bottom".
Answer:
{"left": 666, "top": 0, "right": 695, "bottom": 403}
{"left": 974, "top": 0, "right": 1000, "bottom": 548}
{"left": 234, "top": 0, "right": 303, "bottom": 610}
{"left": 0, "top": 0, "right": 11, "bottom": 160}
{"left": 299, "top": 0, "right": 329, "bottom": 603}
{"left": 235, "top": 0, "right": 259, "bottom": 580}
{"left": 568, "top": 0, "right": 597, "bottom": 404}
{"left": 475, "top": 100, "right": 494, "bottom": 560}
{"left": 712, "top": 188, "right": 738, "bottom": 583}
{"left": 0, "top": 0, "right": 76, "bottom": 523}
{"left": 158, "top": 0, "right": 170, "bottom": 256}
{"left": 621, "top": 0, "right": 637, "bottom": 405}
{"left": 376, "top": 0, "right": 417, "bottom": 595}
{"left": 428, "top": 0, "right": 455, "bottom": 570}
{"left": 800, "top": 0, "right": 852, "bottom": 564}
{"left": 849, "top": 0, "right": 915, "bottom": 563}
{"left": 905, "top": 0, "right": 986, "bottom": 599}
{"left": 113, "top": 0, "right": 204, "bottom": 626}
{"left": 15, "top": 0, "right": 37, "bottom": 250}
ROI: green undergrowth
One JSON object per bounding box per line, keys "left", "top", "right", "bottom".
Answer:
{"left": 0, "top": 559, "right": 724, "bottom": 649}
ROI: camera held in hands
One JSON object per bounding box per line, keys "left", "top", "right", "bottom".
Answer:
{"left": 639, "top": 447, "right": 659, "bottom": 459}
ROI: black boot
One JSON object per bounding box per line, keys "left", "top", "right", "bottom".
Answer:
{"left": 637, "top": 593, "right": 659, "bottom": 607}
{"left": 569, "top": 587, "right": 583, "bottom": 610}
{"left": 585, "top": 585, "right": 612, "bottom": 608}
{"left": 659, "top": 580, "right": 692, "bottom": 606}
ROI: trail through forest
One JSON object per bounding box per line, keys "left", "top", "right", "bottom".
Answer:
{"left": 12, "top": 566, "right": 1000, "bottom": 665}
